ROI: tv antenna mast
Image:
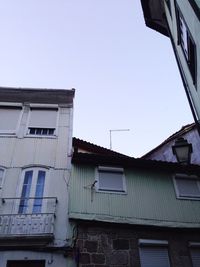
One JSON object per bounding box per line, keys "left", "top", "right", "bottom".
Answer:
{"left": 109, "top": 129, "right": 130, "bottom": 150}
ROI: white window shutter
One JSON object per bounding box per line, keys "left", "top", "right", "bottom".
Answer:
{"left": 0, "top": 108, "right": 21, "bottom": 132}
{"left": 29, "top": 109, "right": 57, "bottom": 128}
{"left": 99, "top": 171, "right": 124, "bottom": 191}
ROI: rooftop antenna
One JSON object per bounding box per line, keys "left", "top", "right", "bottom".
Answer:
{"left": 109, "top": 129, "right": 130, "bottom": 150}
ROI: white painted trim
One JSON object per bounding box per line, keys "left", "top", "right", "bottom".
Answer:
{"left": 30, "top": 103, "right": 58, "bottom": 108}
{"left": 15, "top": 106, "right": 24, "bottom": 136}
{"left": 22, "top": 164, "right": 51, "bottom": 170}
{"left": 24, "top": 135, "right": 57, "bottom": 139}
{"left": 54, "top": 107, "right": 60, "bottom": 136}
{"left": 0, "top": 167, "right": 6, "bottom": 190}
{"left": 139, "top": 239, "right": 168, "bottom": 246}
{"left": 0, "top": 102, "right": 22, "bottom": 107}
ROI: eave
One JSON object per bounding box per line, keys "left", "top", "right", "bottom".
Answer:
{"left": 140, "top": 0, "right": 169, "bottom": 37}
{"left": 73, "top": 137, "right": 130, "bottom": 158}
{"left": 0, "top": 87, "right": 75, "bottom": 105}
{"left": 69, "top": 213, "right": 200, "bottom": 229}
{"left": 72, "top": 152, "right": 200, "bottom": 175}
{"left": 142, "top": 123, "right": 196, "bottom": 158}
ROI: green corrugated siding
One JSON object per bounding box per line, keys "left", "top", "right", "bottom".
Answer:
{"left": 69, "top": 165, "right": 200, "bottom": 227}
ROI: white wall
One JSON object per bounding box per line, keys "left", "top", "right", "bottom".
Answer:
{"left": 165, "top": 0, "right": 200, "bottom": 120}
{"left": 0, "top": 102, "right": 74, "bottom": 266}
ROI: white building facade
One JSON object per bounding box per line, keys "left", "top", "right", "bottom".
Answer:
{"left": 140, "top": 0, "right": 200, "bottom": 134}
{"left": 0, "top": 87, "right": 75, "bottom": 267}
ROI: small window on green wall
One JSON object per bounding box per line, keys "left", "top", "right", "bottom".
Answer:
{"left": 173, "top": 175, "right": 200, "bottom": 199}
{"left": 96, "top": 166, "right": 126, "bottom": 193}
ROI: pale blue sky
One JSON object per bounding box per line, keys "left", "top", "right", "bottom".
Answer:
{"left": 0, "top": 0, "right": 193, "bottom": 156}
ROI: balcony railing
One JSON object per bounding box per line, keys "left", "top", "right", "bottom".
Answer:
{"left": 0, "top": 197, "right": 57, "bottom": 240}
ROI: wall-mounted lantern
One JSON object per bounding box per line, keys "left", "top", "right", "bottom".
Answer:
{"left": 172, "top": 137, "right": 193, "bottom": 164}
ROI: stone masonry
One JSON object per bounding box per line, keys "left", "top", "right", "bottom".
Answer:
{"left": 74, "top": 221, "right": 200, "bottom": 267}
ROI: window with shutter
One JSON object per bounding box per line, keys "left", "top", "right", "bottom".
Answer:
{"left": 174, "top": 176, "right": 200, "bottom": 199}
{"left": 96, "top": 166, "right": 126, "bottom": 193}
{"left": 27, "top": 108, "right": 58, "bottom": 136}
{"left": 0, "top": 107, "right": 22, "bottom": 134}
{"left": 139, "top": 240, "right": 171, "bottom": 267}
{"left": 140, "top": 247, "right": 171, "bottom": 267}
{"left": 191, "top": 249, "right": 200, "bottom": 267}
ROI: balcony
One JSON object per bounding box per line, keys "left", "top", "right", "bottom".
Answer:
{"left": 0, "top": 197, "right": 57, "bottom": 245}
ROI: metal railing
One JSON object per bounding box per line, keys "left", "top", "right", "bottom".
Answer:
{"left": 0, "top": 197, "right": 57, "bottom": 237}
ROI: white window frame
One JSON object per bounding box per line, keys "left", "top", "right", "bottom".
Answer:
{"left": 0, "top": 167, "right": 6, "bottom": 190}
{"left": 25, "top": 106, "right": 59, "bottom": 138}
{"left": 0, "top": 105, "right": 23, "bottom": 135}
{"left": 15, "top": 167, "right": 49, "bottom": 214}
{"left": 95, "top": 166, "right": 126, "bottom": 194}
{"left": 173, "top": 174, "right": 200, "bottom": 200}
{"left": 176, "top": 3, "right": 197, "bottom": 85}
{"left": 179, "top": 14, "right": 189, "bottom": 59}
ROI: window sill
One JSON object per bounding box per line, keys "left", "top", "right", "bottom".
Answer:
{"left": 96, "top": 189, "right": 127, "bottom": 195}
{"left": 0, "top": 133, "right": 17, "bottom": 137}
{"left": 24, "top": 135, "right": 58, "bottom": 139}
{"left": 176, "top": 196, "right": 200, "bottom": 201}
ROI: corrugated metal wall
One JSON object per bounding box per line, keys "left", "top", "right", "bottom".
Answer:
{"left": 69, "top": 164, "right": 200, "bottom": 227}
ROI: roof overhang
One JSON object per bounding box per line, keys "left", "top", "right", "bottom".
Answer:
{"left": 73, "top": 137, "right": 130, "bottom": 158}
{"left": 140, "top": 0, "right": 169, "bottom": 37}
{"left": 0, "top": 87, "right": 75, "bottom": 106}
{"left": 72, "top": 152, "right": 200, "bottom": 175}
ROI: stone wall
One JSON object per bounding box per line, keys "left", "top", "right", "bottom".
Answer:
{"left": 74, "top": 221, "right": 200, "bottom": 267}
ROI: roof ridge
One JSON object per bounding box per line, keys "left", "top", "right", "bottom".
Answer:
{"left": 142, "top": 122, "right": 195, "bottom": 158}
{"left": 73, "top": 137, "right": 131, "bottom": 158}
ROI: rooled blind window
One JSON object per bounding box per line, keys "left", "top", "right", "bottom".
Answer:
{"left": 174, "top": 176, "right": 200, "bottom": 199}
{"left": 139, "top": 240, "right": 170, "bottom": 267}
{"left": 176, "top": 6, "right": 197, "bottom": 84}
{"left": 0, "top": 107, "right": 22, "bottom": 134}
{"left": 97, "top": 166, "right": 125, "bottom": 192}
{"left": 190, "top": 248, "right": 200, "bottom": 267}
{"left": 28, "top": 108, "right": 57, "bottom": 136}
{"left": 140, "top": 247, "right": 171, "bottom": 267}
